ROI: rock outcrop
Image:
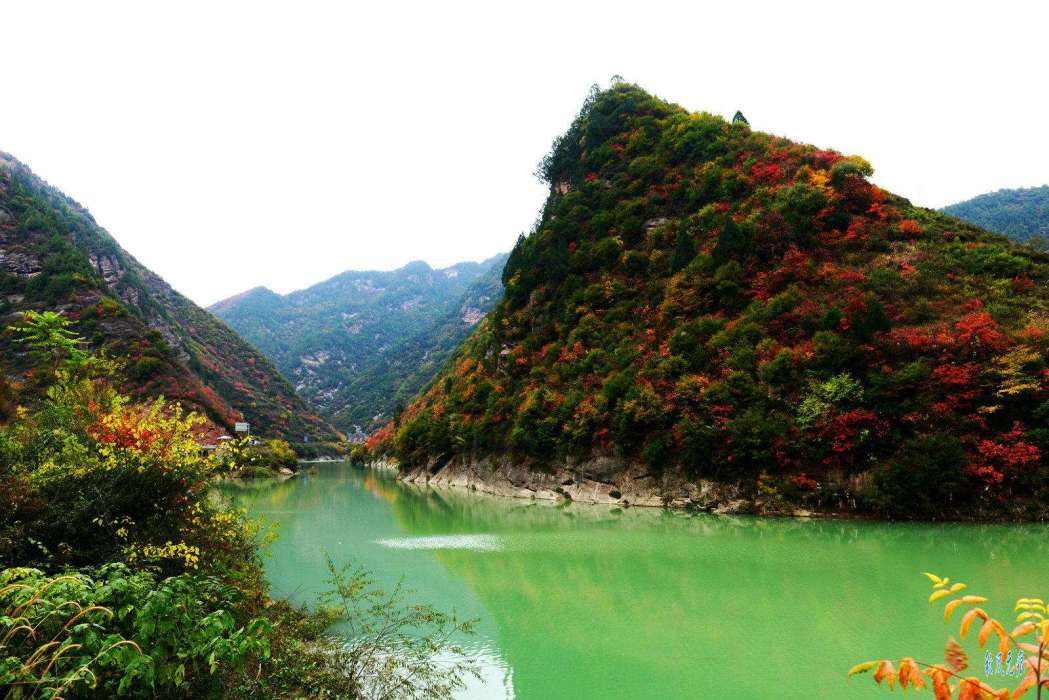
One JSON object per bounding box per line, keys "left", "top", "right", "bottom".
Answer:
{"left": 397, "top": 457, "right": 807, "bottom": 515}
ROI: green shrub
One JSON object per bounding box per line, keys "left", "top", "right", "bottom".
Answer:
{"left": 868, "top": 435, "right": 969, "bottom": 517}
{"left": 0, "top": 564, "right": 270, "bottom": 698}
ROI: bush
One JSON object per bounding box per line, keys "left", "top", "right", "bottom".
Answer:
{"left": 868, "top": 434, "right": 969, "bottom": 517}
{"left": 0, "top": 564, "right": 270, "bottom": 697}
{"left": 223, "top": 438, "right": 299, "bottom": 477}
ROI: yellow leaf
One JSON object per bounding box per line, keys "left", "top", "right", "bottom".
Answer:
{"left": 847, "top": 661, "right": 878, "bottom": 677}
{"left": 945, "top": 599, "right": 964, "bottom": 622}
{"left": 950, "top": 583, "right": 967, "bottom": 593}
{"left": 930, "top": 589, "right": 953, "bottom": 604}
{"left": 962, "top": 595, "right": 988, "bottom": 604}
{"left": 923, "top": 572, "right": 944, "bottom": 585}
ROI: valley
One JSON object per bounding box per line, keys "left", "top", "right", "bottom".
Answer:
{"left": 3, "top": 37, "right": 1049, "bottom": 697}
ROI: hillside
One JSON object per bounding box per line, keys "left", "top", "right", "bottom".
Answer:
{"left": 0, "top": 151, "right": 334, "bottom": 441}
{"left": 943, "top": 186, "right": 1049, "bottom": 245}
{"left": 372, "top": 83, "right": 1049, "bottom": 518}
{"left": 211, "top": 255, "right": 507, "bottom": 433}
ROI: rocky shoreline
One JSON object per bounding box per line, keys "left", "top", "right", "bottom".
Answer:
{"left": 390, "top": 456, "right": 821, "bottom": 517}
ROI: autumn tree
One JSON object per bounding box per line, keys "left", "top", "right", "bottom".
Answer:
{"left": 850, "top": 572, "right": 1049, "bottom": 699}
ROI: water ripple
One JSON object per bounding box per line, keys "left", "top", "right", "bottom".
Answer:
{"left": 374, "top": 534, "right": 502, "bottom": 551}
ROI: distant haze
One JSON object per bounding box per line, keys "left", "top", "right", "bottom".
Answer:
{"left": 3, "top": 1, "right": 1047, "bottom": 305}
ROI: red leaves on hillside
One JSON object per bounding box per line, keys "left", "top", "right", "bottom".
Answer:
{"left": 750, "top": 162, "right": 783, "bottom": 185}
{"left": 812, "top": 150, "right": 842, "bottom": 169}
{"left": 897, "top": 219, "right": 923, "bottom": 237}
{"left": 954, "top": 312, "right": 1008, "bottom": 351}
{"left": 931, "top": 363, "right": 979, "bottom": 388}
{"left": 1010, "top": 275, "right": 1035, "bottom": 293}
{"left": 365, "top": 423, "right": 394, "bottom": 451}
{"left": 90, "top": 414, "right": 161, "bottom": 452}
{"left": 819, "top": 408, "right": 881, "bottom": 466}
{"left": 838, "top": 289, "right": 869, "bottom": 333}
{"left": 967, "top": 423, "right": 1041, "bottom": 487}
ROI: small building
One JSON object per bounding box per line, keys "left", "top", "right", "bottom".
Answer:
{"left": 234, "top": 422, "right": 250, "bottom": 435}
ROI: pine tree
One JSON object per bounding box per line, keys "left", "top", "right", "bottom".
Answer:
{"left": 713, "top": 217, "right": 751, "bottom": 261}
{"left": 671, "top": 228, "right": 697, "bottom": 272}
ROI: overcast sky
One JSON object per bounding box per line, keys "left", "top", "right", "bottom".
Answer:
{"left": 3, "top": 1, "right": 1047, "bottom": 306}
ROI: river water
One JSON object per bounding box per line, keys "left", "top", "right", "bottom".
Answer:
{"left": 222, "top": 463, "right": 1048, "bottom": 698}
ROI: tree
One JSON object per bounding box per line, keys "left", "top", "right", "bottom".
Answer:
{"left": 849, "top": 572, "right": 1049, "bottom": 699}
{"left": 671, "top": 227, "right": 697, "bottom": 272}
{"left": 9, "top": 310, "right": 88, "bottom": 374}
{"left": 320, "top": 558, "right": 479, "bottom": 700}
{"left": 713, "top": 217, "right": 752, "bottom": 261}
{"left": 830, "top": 155, "right": 875, "bottom": 189}
{"left": 0, "top": 375, "right": 14, "bottom": 422}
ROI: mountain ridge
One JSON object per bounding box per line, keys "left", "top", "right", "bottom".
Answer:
{"left": 211, "top": 253, "right": 508, "bottom": 433}
{"left": 370, "top": 83, "right": 1049, "bottom": 518}
{"left": 942, "top": 185, "right": 1049, "bottom": 245}
{"left": 0, "top": 150, "right": 335, "bottom": 441}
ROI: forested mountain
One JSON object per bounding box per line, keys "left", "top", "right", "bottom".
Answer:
{"left": 0, "top": 151, "right": 334, "bottom": 441}
{"left": 372, "top": 83, "right": 1049, "bottom": 518}
{"left": 211, "top": 254, "right": 507, "bottom": 433}
{"left": 942, "top": 186, "right": 1049, "bottom": 245}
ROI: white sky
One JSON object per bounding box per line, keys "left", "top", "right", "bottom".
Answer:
{"left": 2, "top": 1, "right": 1047, "bottom": 306}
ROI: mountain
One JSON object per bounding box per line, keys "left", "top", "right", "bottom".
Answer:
{"left": 372, "top": 83, "right": 1049, "bottom": 518}
{"left": 211, "top": 254, "right": 508, "bottom": 433}
{"left": 942, "top": 186, "right": 1049, "bottom": 245}
{"left": 0, "top": 151, "right": 335, "bottom": 441}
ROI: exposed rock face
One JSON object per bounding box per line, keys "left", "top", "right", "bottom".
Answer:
{"left": 0, "top": 251, "right": 42, "bottom": 276}
{"left": 461, "top": 306, "right": 485, "bottom": 325}
{"left": 89, "top": 253, "right": 124, "bottom": 289}
{"left": 396, "top": 457, "right": 795, "bottom": 514}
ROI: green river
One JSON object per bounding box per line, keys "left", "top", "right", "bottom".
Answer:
{"left": 222, "top": 463, "right": 1048, "bottom": 698}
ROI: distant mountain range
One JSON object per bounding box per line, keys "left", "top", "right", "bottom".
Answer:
{"left": 211, "top": 254, "right": 508, "bottom": 434}
{"left": 943, "top": 186, "right": 1049, "bottom": 244}
{"left": 0, "top": 151, "right": 334, "bottom": 441}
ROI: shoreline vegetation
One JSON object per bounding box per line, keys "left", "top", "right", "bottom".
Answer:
{"left": 0, "top": 311, "right": 478, "bottom": 698}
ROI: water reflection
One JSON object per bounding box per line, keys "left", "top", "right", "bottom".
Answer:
{"left": 222, "top": 464, "right": 1049, "bottom": 699}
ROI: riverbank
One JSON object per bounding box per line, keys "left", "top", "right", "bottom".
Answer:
{"left": 393, "top": 457, "right": 824, "bottom": 517}
{"left": 388, "top": 457, "right": 1049, "bottom": 522}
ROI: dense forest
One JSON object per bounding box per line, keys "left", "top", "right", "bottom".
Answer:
{"left": 212, "top": 255, "right": 506, "bottom": 433}
{"left": 943, "top": 186, "right": 1049, "bottom": 246}
{"left": 0, "top": 152, "right": 334, "bottom": 441}
{"left": 370, "top": 83, "right": 1049, "bottom": 519}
